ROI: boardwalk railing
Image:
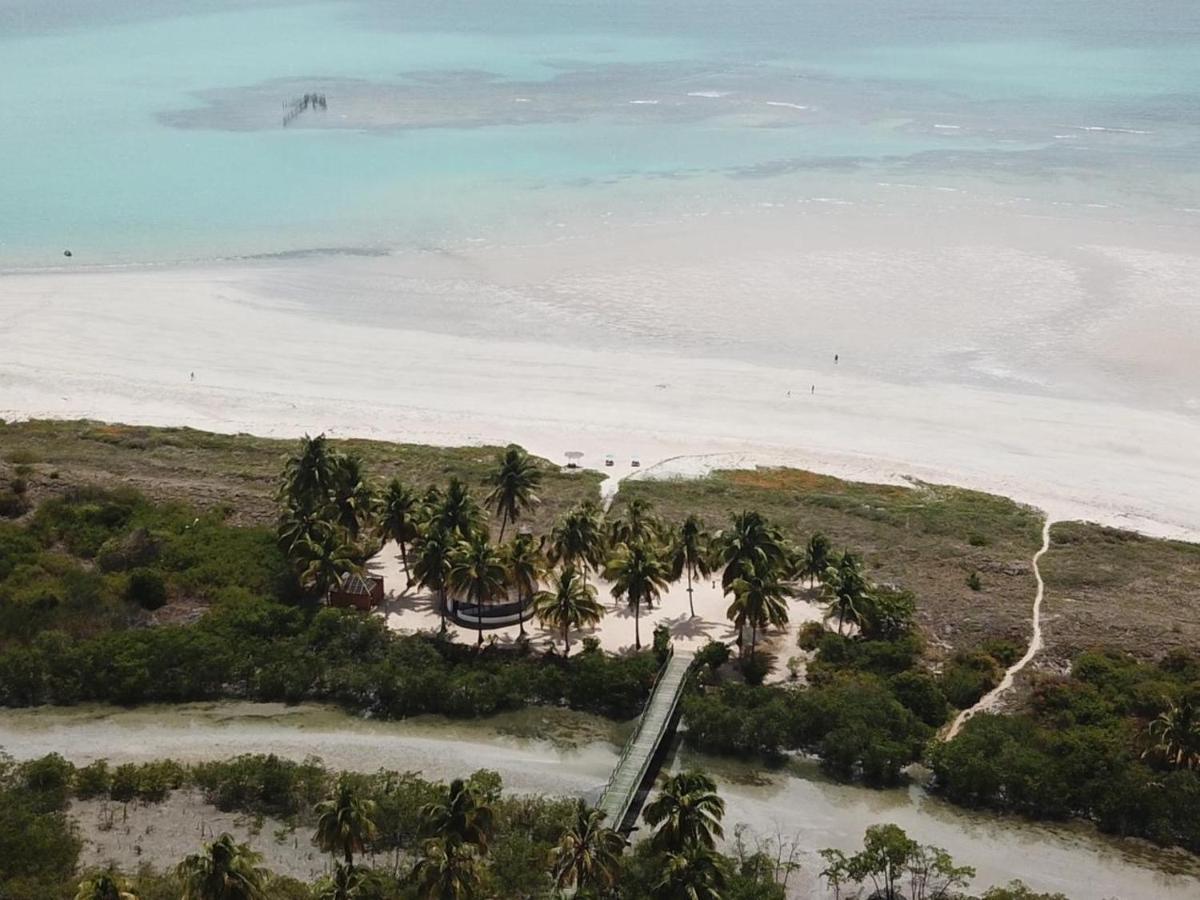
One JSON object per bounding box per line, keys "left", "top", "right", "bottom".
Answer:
{"left": 597, "top": 647, "right": 692, "bottom": 833}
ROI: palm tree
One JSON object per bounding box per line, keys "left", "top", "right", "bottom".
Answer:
{"left": 277, "top": 497, "right": 323, "bottom": 557}
{"left": 610, "top": 497, "right": 664, "bottom": 547}
{"left": 280, "top": 433, "right": 338, "bottom": 512}
{"left": 801, "top": 532, "right": 833, "bottom": 588}
{"left": 1144, "top": 696, "right": 1200, "bottom": 770}
{"left": 651, "top": 845, "right": 728, "bottom": 900}
{"left": 727, "top": 559, "right": 792, "bottom": 659}
{"left": 314, "top": 776, "right": 379, "bottom": 866}
{"left": 177, "top": 833, "right": 268, "bottom": 900}
{"left": 433, "top": 478, "right": 485, "bottom": 540}
{"left": 380, "top": 478, "right": 420, "bottom": 588}
{"left": 606, "top": 540, "right": 671, "bottom": 651}
{"left": 420, "top": 778, "right": 495, "bottom": 849}
{"left": 503, "top": 532, "right": 545, "bottom": 638}
{"left": 485, "top": 444, "right": 542, "bottom": 540}
{"left": 551, "top": 800, "right": 625, "bottom": 894}
{"left": 329, "top": 454, "right": 376, "bottom": 541}
{"left": 414, "top": 525, "right": 455, "bottom": 630}
{"left": 669, "top": 514, "right": 712, "bottom": 617}
{"left": 643, "top": 771, "right": 725, "bottom": 853}
{"left": 411, "top": 839, "right": 482, "bottom": 900}
{"left": 449, "top": 533, "right": 508, "bottom": 646}
{"left": 713, "top": 511, "right": 789, "bottom": 593}
{"left": 548, "top": 501, "right": 607, "bottom": 585}
{"left": 297, "top": 524, "right": 364, "bottom": 599}
{"left": 822, "top": 551, "right": 870, "bottom": 635}
{"left": 313, "top": 862, "right": 371, "bottom": 900}
{"left": 75, "top": 869, "right": 138, "bottom": 900}
{"left": 533, "top": 566, "right": 603, "bottom": 655}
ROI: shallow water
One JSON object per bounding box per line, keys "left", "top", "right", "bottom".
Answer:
{"left": 2, "top": 0, "right": 1198, "bottom": 267}
{"left": 2, "top": 702, "right": 1197, "bottom": 899}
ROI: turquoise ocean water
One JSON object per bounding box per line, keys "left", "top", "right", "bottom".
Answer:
{"left": 1, "top": 0, "right": 1198, "bottom": 267}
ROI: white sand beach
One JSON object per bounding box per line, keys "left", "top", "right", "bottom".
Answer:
{"left": 1, "top": 206, "right": 1198, "bottom": 540}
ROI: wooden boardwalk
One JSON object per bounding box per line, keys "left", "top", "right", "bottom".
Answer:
{"left": 597, "top": 649, "right": 692, "bottom": 833}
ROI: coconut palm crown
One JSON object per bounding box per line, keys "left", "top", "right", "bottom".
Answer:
{"left": 485, "top": 444, "right": 542, "bottom": 541}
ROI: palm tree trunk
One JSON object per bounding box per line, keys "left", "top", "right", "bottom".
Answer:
{"left": 837, "top": 605, "right": 845, "bottom": 635}
{"left": 477, "top": 595, "right": 484, "bottom": 647}
{"left": 518, "top": 591, "right": 527, "bottom": 638}
{"left": 687, "top": 567, "right": 694, "bottom": 617}
{"left": 634, "top": 596, "right": 641, "bottom": 650}
{"left": 400, "top": 542, "right": 410, "bottom": 588}
{"left": 345, "top": 845, "right": 353, "bottom": 866}
{"left": 498, "top": 512, "right": 508, "bottom": 542}
{"left": 439, "top": 587, "right": 447, "bottom": 633}
{"left": 564, "top": 622, "right": 570, "bottom": 656}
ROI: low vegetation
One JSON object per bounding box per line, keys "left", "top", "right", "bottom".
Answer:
{"left": 1, "top": 752, "right": 791, "bottom": 900}
{"left": 3, "top": 419, "right": 1200, "bottom": 875}
{"left": 931, "top": 648, "right": 1200, "bottom": 852}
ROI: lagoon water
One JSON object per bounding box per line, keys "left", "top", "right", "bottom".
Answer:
{"left": 1, "top": 702, "right": 1198, "bottom": 898}
{"left": 2, "top": 0, "right": 1199, "bottom": 267}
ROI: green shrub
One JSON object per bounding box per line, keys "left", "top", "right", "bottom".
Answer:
{"left": 694, "top": 640, "right": 731, "bottom": 671}
{"left": 889, "top": 670, "right": 951, "bottom": 726}
{"left": 75, "top": 761, "right": 112, "bottom": 799}
{"left": 797, "top": 621, "right": 826, "bottom": 650}
{"left": 125, "top": 569, "right": 167, "bottom": 610}
{"left": 741, "top": 652, "right": 771, "bottom": 685}
{"left": 967, "top": 571, "right": 982, "bottom": 591}
{"left": 0, "top": 491, "right": 27, "bottom": 518}
{"left": 941, "top": 651, "right": 1002, "bottom": 709}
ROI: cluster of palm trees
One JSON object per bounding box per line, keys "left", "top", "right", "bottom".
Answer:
{"left": 276, "top": 435, "right": 879, "bottom": 658}
{"left": 74, "top": 765, "right": 738, "bottom": 900}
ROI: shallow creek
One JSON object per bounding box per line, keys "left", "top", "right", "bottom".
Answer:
{"left": 2, "top": 702, "right": 1197, "bottom": 899}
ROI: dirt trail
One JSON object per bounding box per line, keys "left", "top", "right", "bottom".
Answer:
{"left": 946, "top": 517, "right": 1054, "bottom": 739}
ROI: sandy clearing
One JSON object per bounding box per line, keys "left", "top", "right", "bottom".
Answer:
{"left": 371, "top": 540, "right": 824, "bottom": 661}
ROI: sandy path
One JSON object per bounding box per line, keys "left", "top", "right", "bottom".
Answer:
{"left": 945, "top": 517, "right": 1054, "bottom": 739}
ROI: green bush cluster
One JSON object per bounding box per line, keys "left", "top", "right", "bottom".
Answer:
{"left": 0, "top": 600, "right": 659, "bottom": 718}
{"left": 683, "top": 674, "right": 930, "bottom": 785}
{"left": 0, "top": 488, "right": 292, "bottom": 645}
{"left": 931, "top": 649, "right": 1200, "bottom": 852}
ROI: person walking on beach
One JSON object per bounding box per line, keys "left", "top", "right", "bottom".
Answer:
{"left": 834, "top": 353, "right": 839, "bottom": 364}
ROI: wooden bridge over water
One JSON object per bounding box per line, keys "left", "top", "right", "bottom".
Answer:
{"left": 597, "top": 649, "right": 692, "bottom": 834}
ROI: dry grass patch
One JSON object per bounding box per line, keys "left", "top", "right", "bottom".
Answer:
{"left": 0, "top": 419, "right": 602, "bottom": 532}
{"left": 1040, "top": 521, "right": 1200, "bottom": 662}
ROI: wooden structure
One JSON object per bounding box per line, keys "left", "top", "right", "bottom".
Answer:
{"left": 328, "top": 572, "right": 384, "bottom": 611}
{"left": 597, "top": 649, "right": 692, "bottom": 833}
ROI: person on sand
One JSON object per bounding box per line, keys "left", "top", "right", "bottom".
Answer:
{"left": 190, "top": 371, "right": 194, "bottom": 382}
{"left": 834, "top": 353, "right": 839, "bottom": 364}
{"left": 811, "top": 385, "right": 815, "bottom": 394}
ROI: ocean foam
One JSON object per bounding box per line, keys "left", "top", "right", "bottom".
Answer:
{"left": 1074, "top": 125, "right": 1153, "bottom": 135}
{"left": 628, "top": 99, "right": 660, "bottom": 105}
{"left": 687, "top": 91, "right": 730, "bottom": 99}
{"left": 765, "top": 101, "right": 809, "bottom": 111}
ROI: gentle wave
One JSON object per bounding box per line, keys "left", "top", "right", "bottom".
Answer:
{"left": 765, "top": 101, "right": 809, "bottom": 111}
{"left": 687, "top": 91, "right": 730, "bottom": 98}
{"left": 1073, "top": 125, "right": 1153, "bottom": 135}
